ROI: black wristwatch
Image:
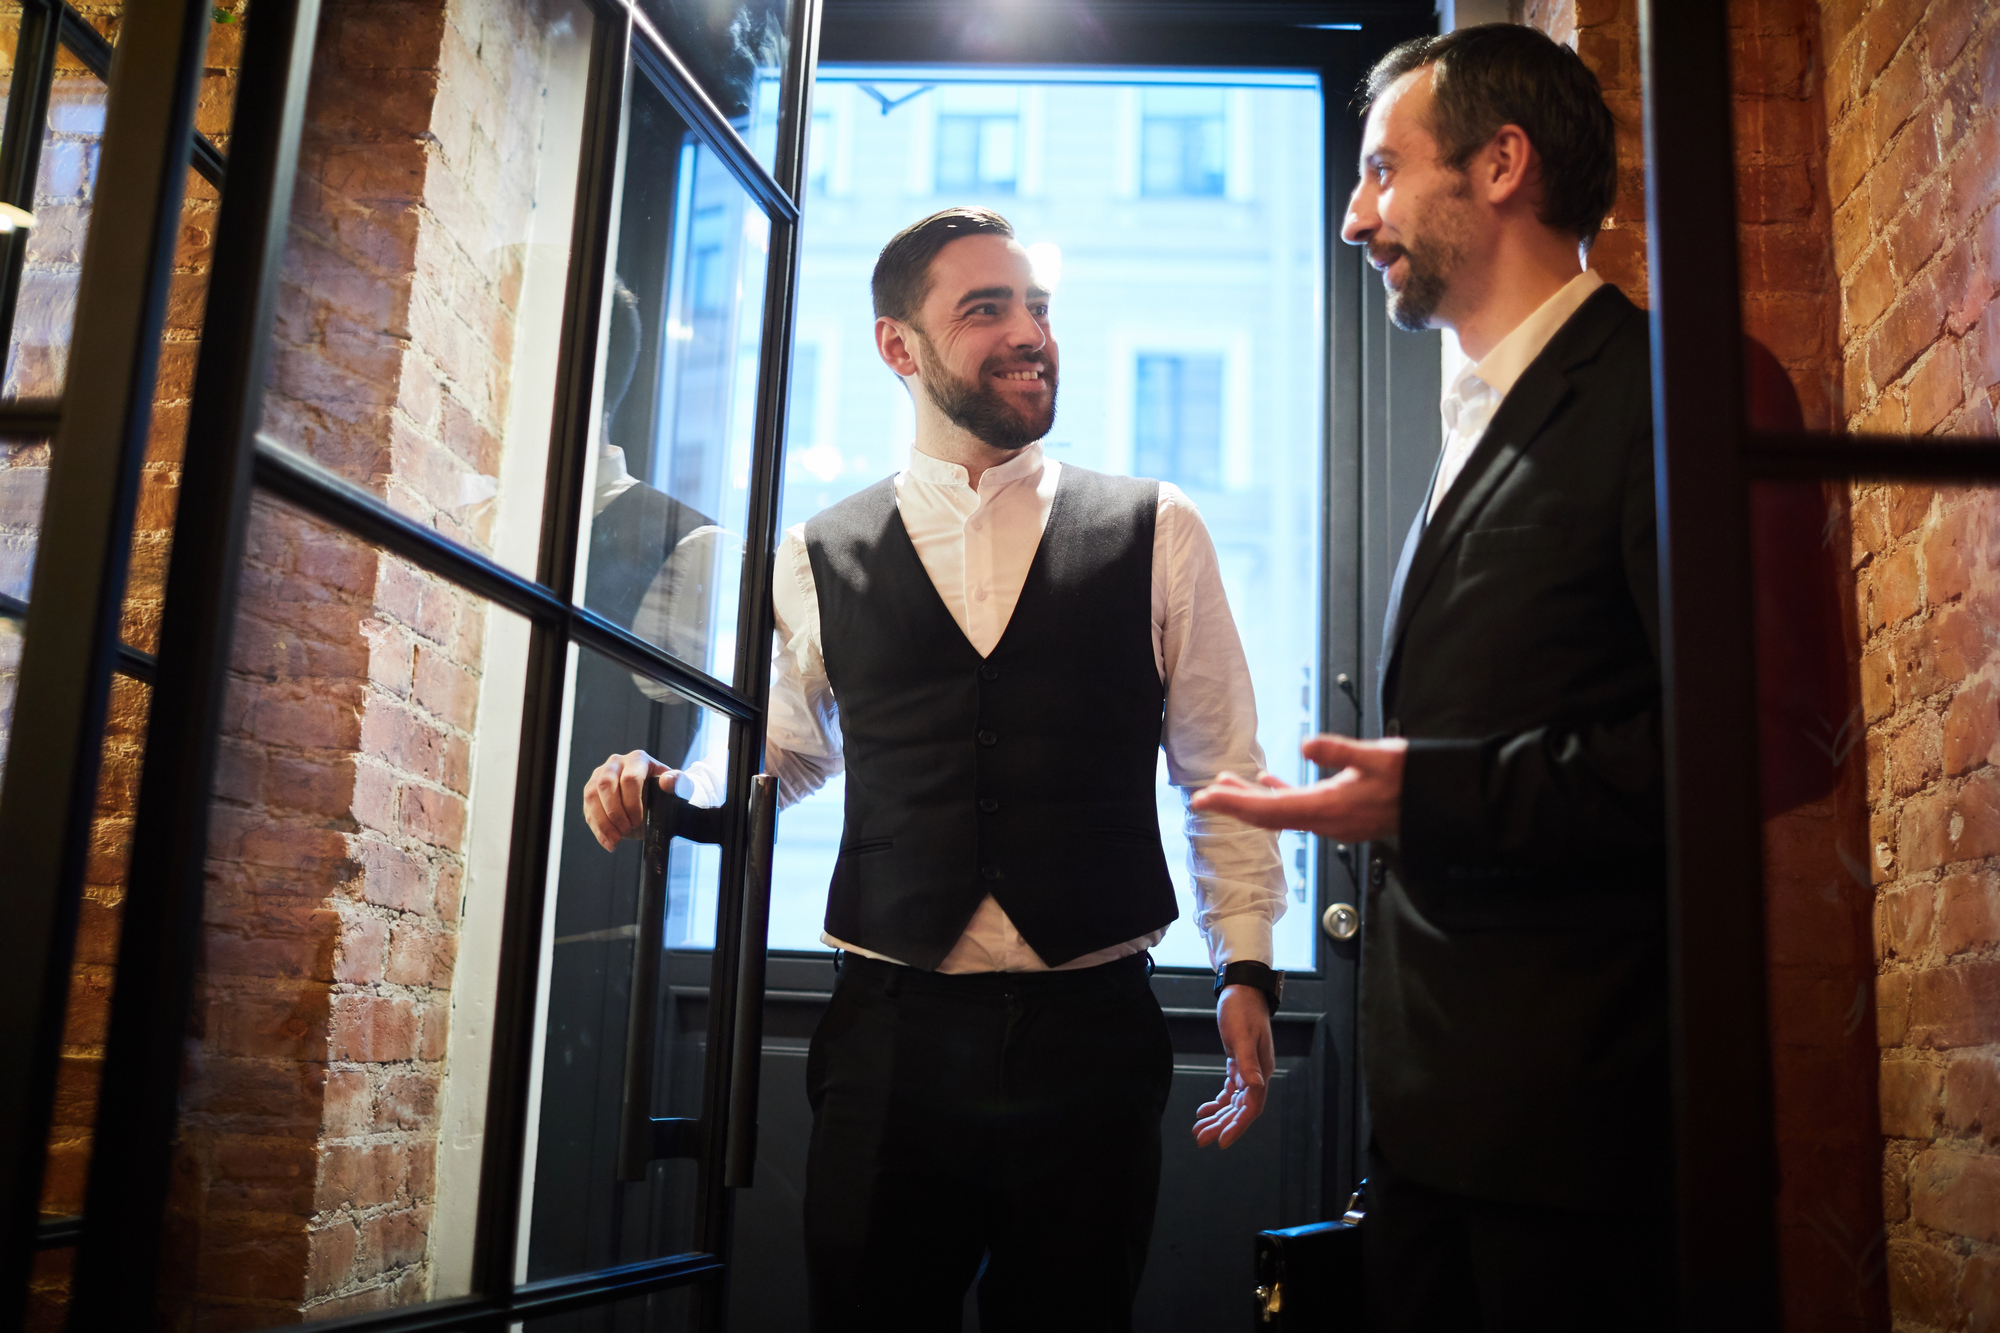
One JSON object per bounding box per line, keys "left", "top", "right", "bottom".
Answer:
{"left": 1215, "top": 961, "right": 1283, "bottom": 1014}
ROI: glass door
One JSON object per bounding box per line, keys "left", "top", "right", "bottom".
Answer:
{"left": 0, "top": 0, "right": 821, "bottom": 1328}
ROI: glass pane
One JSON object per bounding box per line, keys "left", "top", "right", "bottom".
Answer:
{"left": 0, "top": 611, "right": 17, "bottom": 790}
{"left": 580, "top": 71, "right": 769, "bottom": 685}
{"left": 523, "top": 1284, "right": 700, "bottom": 1332}
{"left": 258, "top": 0, "right": 594, "bottom": 578}
{"left": 635, "top": 0, "right": 790, "bottom": 173}
{"left": 155, "top": 494, "right": 530, "bottom": 1323}
{"left": 1752, "top": 479, "right": 1996, "bottom": 1330}
{"left": 769, "top": 71, "right": 1323, "bottom": 972}
{"left": 5, "top": 58, "right": 105, "bottom": 399}
{"left": 522, "top": 641, "right": 734, "bottom": 1280}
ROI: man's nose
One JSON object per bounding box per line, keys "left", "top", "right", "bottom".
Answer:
{"left": 1340, "top": 182, "right": 1375, "bottom": 247}
{"left": 1006, "top": 306, "right": 1047, "bottom": 351}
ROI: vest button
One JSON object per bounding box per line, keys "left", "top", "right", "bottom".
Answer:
{"left": 979, "top": 797, "right": 999, "bottom": 813}
{"left": 1370, "top": 857, "right": 1386, "bottom": 886}
{"left": 978, "top": 730, "right": 997, "bottom": 746}
{"left": 979, "top": 664, "right": 999, "bottom": 681}
{"left": 982, "top": 864, "right": 1003, "bottom": 881}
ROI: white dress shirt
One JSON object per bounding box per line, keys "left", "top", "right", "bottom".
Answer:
{"left": 688, "top": 442, "right": 1285, "bottom": 973}
{"left": 1431, "top": 269, "right": 1605, "bottom": 519}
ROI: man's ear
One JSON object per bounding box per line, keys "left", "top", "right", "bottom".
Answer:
{"left": 1478, "top": 123, "right": 1540, "bottom": 210}
{"left": 876, "top": 315, "right": 921, "bottom": 378}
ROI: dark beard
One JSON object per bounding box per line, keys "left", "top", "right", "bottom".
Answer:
{"left": 913, "top": 333, "right": 1057, "bottom": 450}
{"left": 1384, "top": 241, "right": 1457, "bottom": 331}
{"left": 1380, "top": 176, "right": 1472, "bottom": 332}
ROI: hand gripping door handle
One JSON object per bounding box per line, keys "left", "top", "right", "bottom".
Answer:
{"left": 724, "top": 774, "right": 778, "bottom": 1188}
{"left": 616, "top": 781, "right": 728, "bottom": 1183}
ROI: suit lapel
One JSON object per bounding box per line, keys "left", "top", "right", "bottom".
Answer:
{"left": 1379, "top": 286, "right": 1635, "bottom": 701}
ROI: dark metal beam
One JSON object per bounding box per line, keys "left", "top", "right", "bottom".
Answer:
{"left": 56, "top": 0, "right": 227, "bottom": 191}
{"left": 250, "top": 436, "right": 760, "bottom": 721}
{"left": 1743, "top": 430, "right": 2000, "bottom": 481}
{"left": 0, "top": 0, "right": 62, "bottom": 364}
{"left": 0, "top": 400, "right": 63, "bottom": 436}
{"left": 0, "top": 0, "right": 211, "bottom": 1319}
{"left": 1640, "top": 0, "right": 1779, "bottom": 1323}
{"left": 64, "top": 0, "right": 308, "bottom": 1322}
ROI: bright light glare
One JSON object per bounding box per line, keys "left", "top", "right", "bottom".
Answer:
{"left": 1026, "top": 241, "right": 1062, "bottom": 291}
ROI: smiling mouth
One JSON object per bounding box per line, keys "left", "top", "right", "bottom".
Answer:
{"left": 993, "top": 368, "right": 1045, "bottom": 382}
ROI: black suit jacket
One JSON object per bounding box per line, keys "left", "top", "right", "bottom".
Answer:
{"left": 1365, "top": 284, "right": 1669, "bottom": 1214}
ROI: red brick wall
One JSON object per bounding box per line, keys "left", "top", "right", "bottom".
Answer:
{"left": 1514, "top": 4, "right": 1890, "bottom": 1327}
{"left": 156, "top": 0, "right": 565, "bottom": 1321}
{"left": 11, "top": 5, "right": 241, "bottom": 1326}
{"left": 1824, "top": 1, "right": 2000, "bottom": 1325}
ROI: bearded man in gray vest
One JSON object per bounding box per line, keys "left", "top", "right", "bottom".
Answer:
{"left": 582, "top": 206, "right": 1287, "bottom": 1331}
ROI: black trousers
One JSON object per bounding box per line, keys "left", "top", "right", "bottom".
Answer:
{"left": 1363, "top": 1149, "right": 1675, "bottom": 1333}
{"left": 803, "top": 952, "right": 1173, "bottom": 1333}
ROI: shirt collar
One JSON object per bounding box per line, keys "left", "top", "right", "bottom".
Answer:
{"left": 905, "top": 440, "right": 1045, "bottom": 492}
{"left": 1469, "top": 268, "right": 1605, "bottom": 401}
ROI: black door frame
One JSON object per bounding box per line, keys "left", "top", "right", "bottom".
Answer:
{"left": 807, "top": 0, "right": 1440, "bottom": 1230}
{"left": 0, "top": 0, "right": 824, "bottom": 1326}
{"left": 14, "top": 0, "right": 1997, "bottom": 1326}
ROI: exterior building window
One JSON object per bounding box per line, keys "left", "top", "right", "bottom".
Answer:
{"left": 806, "top": 108, "right": 833, "bottom": 192}
{"left": 936, "top": 111, "right": 1018, "bottom": 192}
{"left": 1134, "top": 352, "right": 1224, "bottom": 491}
{"left": 1140, "top": 86, "right": 1226, "bottom": 197}
{"left": 690, "top": 204, "right": 729, "bottom": 313}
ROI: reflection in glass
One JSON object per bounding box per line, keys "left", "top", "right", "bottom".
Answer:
{"left": 155, "top": 495, "right": 529, "bottom": 1321}
{"left": 4, "top": 67, "right": 104, "bottom": 397}
{"left": 0, "top": 436, "right": 48, "bottom": 603}
{"left": 636, "top": 0, "right": 790, "bottom": 171}
{"left": 583, "top": 72, "right": 769, "bottom": 685}
{"left": 769, "top": 71, "right": 1323, "bottom": 970}
{"left": 523, "top": 642, "right": 729, "bottom": 1281}
{"left": 258, "top": 0, "right": 593, "bottom": 578}
{"left": 0, "top": 613, "right": 19, "bottom": 792}
{"left": 524, "top": 1283, "right": 699, "bottom": 1333}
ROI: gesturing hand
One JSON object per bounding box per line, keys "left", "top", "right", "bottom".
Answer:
{"left": 1189, "top": 734, "right": 1408, "bottom": 843}
{"left": 1194, "top": 985, "right": 1275, "bottom": 1149}
{"left": 581, "top": 749, "right": 677, "bottom": 851}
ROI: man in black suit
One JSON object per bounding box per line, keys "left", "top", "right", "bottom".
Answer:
{"left": 1194, "top": 25, "right": 1670, "bottom": 1331}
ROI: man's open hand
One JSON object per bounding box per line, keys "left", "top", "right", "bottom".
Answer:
{"left": 1194, "top": 985, "right": 1275, "bottom": 1149}
{"left": 581, "top": 749, "right": 676, "bottom": 851}
{"left": 1189, "top": 734, "right": 1408, "bottom": 843}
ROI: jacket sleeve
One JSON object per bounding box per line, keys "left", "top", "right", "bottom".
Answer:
{"left": 1396, "top": 410, "right": 1665, "bottom": 879}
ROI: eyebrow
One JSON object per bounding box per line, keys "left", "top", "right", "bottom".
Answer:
{"left": 955, "top": 284, "right": 1052, "bottom": 307}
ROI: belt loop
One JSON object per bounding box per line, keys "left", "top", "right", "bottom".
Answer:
{"left": 831, "top": 948, "right": 844, "bottom": 974}
{"left": 1143, "top": 950, "right": 1154, "bottom": 979}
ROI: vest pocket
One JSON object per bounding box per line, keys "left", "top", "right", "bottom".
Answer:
{"left": 841, "top": 837, "right": 894, "bottom": 855}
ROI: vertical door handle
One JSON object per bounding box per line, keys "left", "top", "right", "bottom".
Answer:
{"left": 617, "top": 782, "right": 725, "bottom": 1182}
{"left": 724, "top": 773, "right": 778, "bottom": 1188}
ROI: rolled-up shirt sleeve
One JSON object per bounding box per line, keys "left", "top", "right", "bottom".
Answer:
{"left": 1154, "top": 485, "right": 1287, "bottom": 968}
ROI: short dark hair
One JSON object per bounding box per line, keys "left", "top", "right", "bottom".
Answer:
{"left": 871, "top": 206, "right": 1016, "bottom": 322}
{"left": 1362, "top": 24, "right": 1617, "bottom": 246}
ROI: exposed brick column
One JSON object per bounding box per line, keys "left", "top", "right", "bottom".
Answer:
{"left": 153, "top": 0, "right": 560, "bottom": 1322}
{"left": 1517, "top": 3, "right": 1884, "bottom": 1326}
{"left": 1819, "top": 0, "right": 2000, "bottom": 1328}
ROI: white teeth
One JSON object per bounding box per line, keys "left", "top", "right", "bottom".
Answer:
{"left": 996, "top": 369, "right": 1041, "bottom": 381}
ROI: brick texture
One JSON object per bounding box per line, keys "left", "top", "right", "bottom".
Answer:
{"left": 1514, "top": 3, "right": 1879, "bottom": 1328}
{"left": 7, "top": 0, "right": 564, "bottom": 1325}
{"left": 1824, "top": 2, "right": 2000, "bottom": 1329}
{"left": 154, "top": 0, "right": 568, "bottom": 1323}
{"left": 18, "top": 6, "right": 238, "bottom": 1328}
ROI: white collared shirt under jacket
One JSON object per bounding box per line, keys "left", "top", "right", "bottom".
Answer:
{"left": 697, "top": 442, "right": 1286, "bottom": 973}
{"left": 1432, "top": 269, "right": 1606, "bottom": 519}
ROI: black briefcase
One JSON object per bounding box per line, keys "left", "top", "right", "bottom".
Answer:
{"left": 1252, "top": 1184, "right": 1366, "bottom": 1330}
